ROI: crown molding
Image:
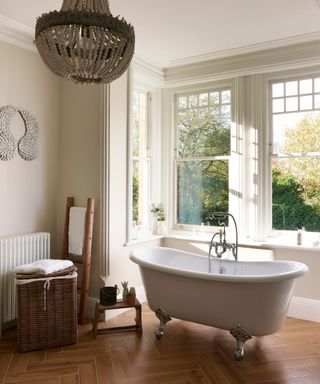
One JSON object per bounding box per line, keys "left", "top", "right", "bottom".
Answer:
{"left": 164, "top": 39, "right": 320, "bottom": 88}
{"left": 167, "top": 31, "right": 320, "bottom": 68}
{"left": 132, "top": 57, "right": 164, "bottom": 88}
{"left": 0, "top": 15, "right": 35, "bottom": 52}
{"left": 2, "top": 13, "right": 320, "bottom": 89}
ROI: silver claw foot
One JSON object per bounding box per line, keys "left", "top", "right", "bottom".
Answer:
{"left": 230, "top": 324, "right": 252, "bottom": 361}
{"left": 155, "top": 307, "right": 172, "bottom": 339}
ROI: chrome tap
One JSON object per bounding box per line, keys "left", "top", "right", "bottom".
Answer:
{"left": 207, "top": 212, "right": 238, "bottom": 273}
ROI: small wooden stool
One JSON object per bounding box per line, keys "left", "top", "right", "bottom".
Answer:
{"left": 92, "top": 298, "right": 142, "bottom": 336}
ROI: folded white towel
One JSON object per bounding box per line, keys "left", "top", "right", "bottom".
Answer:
{"left": 14, "top": 259, "right": 73, "bottom": 275}
{"left": 68, "top": 206, "right": 86, "bottom": 255}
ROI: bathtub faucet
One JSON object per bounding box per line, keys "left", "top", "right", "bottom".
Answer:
{"left": 207, "top": 212, "right": 238, "bottom": 269}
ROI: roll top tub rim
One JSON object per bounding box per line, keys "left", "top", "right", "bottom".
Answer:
{"left": 129, "top": 247, "right": 309, "bottom": 283}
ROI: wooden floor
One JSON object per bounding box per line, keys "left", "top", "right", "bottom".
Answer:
{"left": 0, "top": 303, "right": 320, "bottom": 384}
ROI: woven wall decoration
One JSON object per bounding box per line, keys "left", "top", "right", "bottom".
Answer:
{"left": 0, "top": 105, "right": 39, "bottom": 162}
{"left": 0, "top": 105, "right": 18, "bottom": 161}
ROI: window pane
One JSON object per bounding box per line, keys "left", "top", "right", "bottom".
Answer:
{"left": 132, "top": 160, "right": 139, "bottom": 222}
{"left": 177, "top": 90, "right": 231, "bottom": 158}
{"left": 314, "top": 78, "right": 320, "bottom": 93}
{"left": 132, "top": 95, "right": 141, "bottom": 156}
{"left": 300, "top": 79, "right": 312, "bottom": 94}
{"left": 199, "top": 93, "right": 208, "bottom": 106}
{"left": 139, "top": 93, "right": 146, "bottom": 108}
{"left": 210, "top": 92, "right": 219, "bottom": 105}
{"left": 189, "top": 95, "right": 198, "bottom": 108}
{"left": 132, "top": 120, "right": 140, "bottom": 156}
{"left": 300, "top": 95, "right": 313, "bottom": 110}
{"left": 221, "top": 90, "right": 231, "bottom": 104}
{"left": 273, "top": 98, "right": 284, "bottom": 113}
{"left": 178, "top": 96, "right": 187, "bottom": 109}
{"left": 285, "top": 81, "right": 298, "bottom": 96}
{"left": 131, "top": 90, "right": 149, "bottom": 237}
{"left": 315, "top": 94, "right": 320, "bottom": 109}
{"left": 177, "top": 160, "right": 229, "bottom": 225}
{"left": 272, "top": 157, "right": 320, "bottom": 231}
{"left": 273, "top": 111, "right": 320, "bottom": 154}
{"left": 272, "top": 83, "right": 284, "bottom": 97}
{"left": 178, "top": 115, "right": 230, "bottom": 157}
{"left": 285, "top": 97, "right": 298, "bottom": 112}
{"left": 221, "top": 104, "right": 231, "bottom": 118}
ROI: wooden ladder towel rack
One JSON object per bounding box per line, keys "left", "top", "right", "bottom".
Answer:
{"left": 62, "top": 196, "right": 94, "bottom": 325}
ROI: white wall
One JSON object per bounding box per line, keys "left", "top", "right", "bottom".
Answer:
{"left": 107, "top": 72, "right": 160, "bottom": 293}
{"left": 0, "top": 41, "right": 153, "bottom": 301}
{"left": 0, "top": 41, "right": 60, "bottom": 256}
{"left": 274, "top": 248, "right": 320, "bottom": 301}
{"left": 57, "top": 72, "right": 159, "bottom": 299}
{"left": 57, "top": 80, "right": 103, "bottom": 296}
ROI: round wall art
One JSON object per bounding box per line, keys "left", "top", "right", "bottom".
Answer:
{"left": 0, "top": 105, "right": 39, "bottom": 162}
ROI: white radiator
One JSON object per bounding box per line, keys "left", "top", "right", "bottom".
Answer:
{"left": 0, "top": 232, "right": 50, "bottom": 334}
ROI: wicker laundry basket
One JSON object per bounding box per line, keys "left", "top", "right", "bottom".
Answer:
{"left": 16, "top": 272, "right": 77, "bottom": 352}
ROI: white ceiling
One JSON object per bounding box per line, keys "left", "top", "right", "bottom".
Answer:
{"left": 1, "top": 0, "right": 320, "bottom": 69}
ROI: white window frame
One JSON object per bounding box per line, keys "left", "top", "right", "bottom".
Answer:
{"left": 126, "top": 67, "right": 162, "bottom": 243}
{"left": 267, "top": 71, "right": 320, "bottom": 236}
{"left": 164, "top": 69, "right": 320, "bottom": 241}
{"left": 163, "top": 79, "right": 243, "bottom": 234}
{"left": 127, "top": 86, "right": 152, "bottom": 241}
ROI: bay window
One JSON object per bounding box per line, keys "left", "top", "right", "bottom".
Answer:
{"left": 270, "top": 75, "right": 320, "bottom": 232}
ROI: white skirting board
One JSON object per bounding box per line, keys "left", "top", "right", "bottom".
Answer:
{"left": 86, "top": 292, "right": 320, "bottom": 324}
{"left": 288, "top": 296, "right": 320, "bottom": 323}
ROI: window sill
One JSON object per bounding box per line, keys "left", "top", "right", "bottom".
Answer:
{"left": 259, "top": 237, "right": 320, "bottom": 252}
{"left": 261, "top": 230, "right": 320, "bottom": 251}
{"left": 162, "top": 230, "right": 320, "bottom": 252}
{"left": 124, "top": 229, "right": 320, "bottom": 252}
{"left": 123, "top": 234, "right": 163, "bottom": 247}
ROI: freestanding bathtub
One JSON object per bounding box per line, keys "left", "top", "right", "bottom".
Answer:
{"left": 130, "top": 246, "right": 308, "bottom": 360}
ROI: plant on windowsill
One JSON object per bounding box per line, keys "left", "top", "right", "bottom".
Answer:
{"left": 151, "top": 203, "right": 167, "bottom": 235}
{"left": 151, "top": 203, "right": 165, "bottom": 221}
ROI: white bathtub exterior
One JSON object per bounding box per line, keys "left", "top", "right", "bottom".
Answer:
{"left": 130, "top": 247, "right": 308, "bottom": 337}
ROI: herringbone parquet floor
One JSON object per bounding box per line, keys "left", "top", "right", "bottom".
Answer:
{"left": 0, "top": 303, "right": 320, "bottom": 384}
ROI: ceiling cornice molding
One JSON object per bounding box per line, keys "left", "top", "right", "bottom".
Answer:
{"left": 164, "top": 39, "right": 320, "bottom": 88}
{"left": 2, "top": 13, "right": 320, "bottom": 89}
{"left": 132, "top": 57, "right": 164, "bottom": 87}
{"left": 0, "top": 15, "right": 35, "bottom": 52}
{"left": 167, "top": 31, "right": 320, "bottom": 68}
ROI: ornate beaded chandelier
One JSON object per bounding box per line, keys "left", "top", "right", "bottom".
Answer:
{"left": 35, "top": 0, "right": 135, "bottom": 85}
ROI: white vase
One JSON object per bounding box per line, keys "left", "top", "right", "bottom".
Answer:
{"left": 156, "top": 220, "right": 167, "bottom": 235}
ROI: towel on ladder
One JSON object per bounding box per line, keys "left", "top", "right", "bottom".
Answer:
{"left": 68, "top": 206, "right": 86, "bottom": 255}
